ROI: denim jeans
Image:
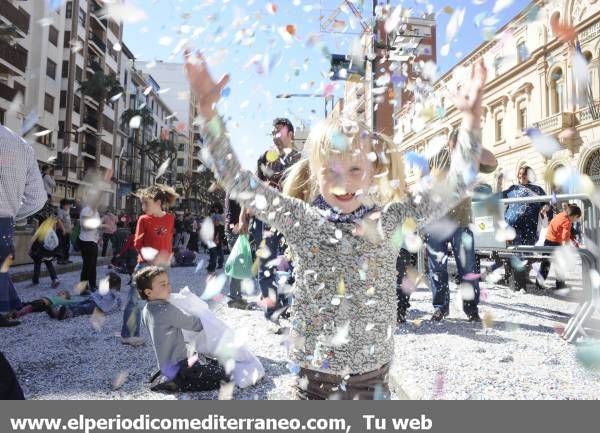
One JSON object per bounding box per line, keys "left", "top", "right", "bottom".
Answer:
{"left": 121, "top": 262, "right": 146, "bottom": 338}
{"left": 0, "top": 217, "right": 21, "bottom": 313}
{"left": 426, "top": 226, "right": 480, "bottom": 315}
{"left": 32, "top": 259, "right": 57, "bottom": 283}
{"left": 69, "top": 299, "right": 97, "bottom": 317}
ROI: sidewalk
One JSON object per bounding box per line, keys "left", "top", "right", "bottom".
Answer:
{"left": 9, "top": 255, "right": 112, "bottom": 282}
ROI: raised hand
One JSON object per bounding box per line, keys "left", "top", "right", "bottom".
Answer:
{"left": 184, "top": 50, "right": 230, "bottom": 119}
{"left": 454, "top": 58, "right": 487, "bottom": 131}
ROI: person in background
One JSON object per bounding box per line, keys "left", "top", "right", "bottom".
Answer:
{"left": 41, "top": 165, "right": 56, "bottom": 201}
{"left": 536, "top": 204, "right": 552, "bottom": 246}
{"left": 28, "top": 217, "right": 61, "bottom": 288}
{"left": 56, "top": 199, "right": 73, "bottom": 265}
{"left": 206, "top": 203, "right": 225, "bottom": 273}
{"left": 0, "top": 125, "right": 47, "bottom": 327}
{"left": 79, "top": 194, "right": 104, "bottom": 292}
{"left": 537, "top": 204, "right": 582, "bottom": 291}
{"left": 173, "top": 213, "right": 185, "bottom": 249}
{"left": 423, "top": 129, "right": 497, "bottom": 322}
{"left": 101, "top": 208, "right": 118, "bottom": 257}
{"left": 224, "top": 195, "right": 250, "bottom": 309}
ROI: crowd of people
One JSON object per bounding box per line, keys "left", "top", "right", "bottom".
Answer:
{"left": 0, "top": 55, "right": 586, "bottom": 401}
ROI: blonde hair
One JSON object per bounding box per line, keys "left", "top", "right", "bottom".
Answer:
{"left": 136, "top": 184, "right": 179, "bottom": 209}
{"left": 282, "top": 117, "right": 406, "bottom": 205}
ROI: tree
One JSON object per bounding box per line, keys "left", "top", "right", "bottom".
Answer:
{"left": 78, "top": 70, "right": 123, "bottom": 164}
{"left": 147, "top": 138, "right": 177, "bottom": 183}
{"left": 120, "top": 107, "right": 154, "bottom": 187}
{"left": 177, "top": 166, "right": 224, "bottom": 214}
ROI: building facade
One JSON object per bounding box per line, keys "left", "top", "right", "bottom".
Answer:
{"left": 395, "top": 0, "right": 600, "bottom": 194}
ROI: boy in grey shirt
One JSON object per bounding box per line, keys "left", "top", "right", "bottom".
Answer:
{"left": 136, "top": 266, "right": 229, "bottom": 392}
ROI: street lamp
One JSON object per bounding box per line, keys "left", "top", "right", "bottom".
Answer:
{"left": 275, "top": 93, "right": 335, "bottom": 118}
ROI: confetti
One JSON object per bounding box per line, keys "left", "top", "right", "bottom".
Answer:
{"left": 446, "top": 8, "right": 465, "bottom": 42}
{"left": 99, "top": 3, "right": 148, "bottom": 24}
{"left": 98, "top": 277, "right": 110, "bottom": 295}
{"left": 285, "top": 24, "right": 296, "bottom": 35}
{"left": 330, "top": 323, "right": 350, "bottom": 346}
{"left": 33, "top": 129, "right": 52, "bottom": 137}
{"left": 266, "top": 3, "right": 278, "bottom": 14}
{"left": 526, "top": 128, "right": 560, "bottom": 157}
{"left": 141, "top": 247, "right": 159, "bottom": 262}
{"left": 112, "top": 371, "right": 129, "bottom": 390}
{"left": 129, "top": 116, "right": 141, "bottom": 129}
{"left": 492, "top": 0, "right": 513, "bottom": 14}
{"left": 155, "top": 158, "right": 171, "bottom": 179}
{"left": 550, "top": 16, "right": 576, "bottom": 43}
{"left": 218, "top": 381, "right": 235, "bottom": 400}
{"left": 201, "top": 273, "right": 227, "bottom": 300}
{"left": 200, "top": 217, "right": 215, "bottom": 248}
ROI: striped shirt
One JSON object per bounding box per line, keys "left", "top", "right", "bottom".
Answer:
{"left": 0, "top": 125, "right": 47, "bottom": 220}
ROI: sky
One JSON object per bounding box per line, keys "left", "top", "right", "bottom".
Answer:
{"left": 120, "top": 0, "right": 530, "bottom": 169}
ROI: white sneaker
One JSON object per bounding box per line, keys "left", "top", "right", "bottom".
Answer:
{"left": 121, "top": 337, "right": 145, "bottom": 347}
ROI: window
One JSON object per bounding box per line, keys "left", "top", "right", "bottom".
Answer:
{"left": 66, "top": 1, "right": 73, "bottom": 18}
{"left": 37, "top": 129, "right": 52, "bottom": 147}
{"left": 178, "top": 143, "right": 185, "bottom": 151}
{"left": 495, "top": 112, "right": 503, "bottom": 142}
{"left": 73, "top": 95, "right": 80, "bottom": 114}
{"left": 76, "top": 66, "right": 82, "bottom": 82}
{"left": 60, "top": 91, "right": 67, "bottom": 108}
{"left": 58, "top": 121, "right": 65, "bottom": 138}
{"left": 48, "top": 26, "right": 59, "bottom": 46}
{"left": 14, "top": 82, "right": 25, "bottom": 99}
{"left": 550, "top": 68, "right": 563, "bottom": 114}
{"left": 517, "top": 102, "right": 527, "bottom": 131}
{"left": 0, "top": 109, "right": 5, "bottom": 125}
{"left": 177, "top": 158, "right": 184, "bottom": 167}
{"left": 64, "top": 31, "right": 71, "bottom": 48}
{"left": 493, "top": 55, "right": 502, "bottom": 77}
{"left": 46, "top": 58, "right": 57, "bottom": 79}
{"left": 517, "top": 41, "right": 528, "bottom": 63}
{"left": 44, "top": 93, "right": 55, "bottom": 113}
{"left": 79, "top": 7, "right": 86, "bottom": 27}
{"left": 62, "top": 60, "right": 69, "bottom": 78}
{"left": 123, "top": 70, "right": 128, "bottom": 88}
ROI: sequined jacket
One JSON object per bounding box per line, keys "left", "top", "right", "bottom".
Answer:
{"left": 201, "top": 116, "right": 481, "bottom": 375}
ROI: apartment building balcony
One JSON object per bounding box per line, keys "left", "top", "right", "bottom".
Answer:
{"left": 0, "top": 40, "right": 27, "bottom": 73}
{"left": 576, "top": 101, "right": 600, "bottom": 126}
{"left": 84, "top": 114, "right": 99, "bottom": 131}
{"left": 89, "top": 2, "right": 107, "bottom": 29}
{"left": 88, "top": 33, "right": 106, "bottom": 53}
{"left": 0, "top": 1, "right": 30, "bottom": 35}
{"left": 82, "top": 140, "right": 97, "bottom": 159}
{"left": 85, "top": 57, "right": 102, "bottom": 74}
{"left": 531, "top": 112, "right": 576, "bottom": 135}
{"left": 0, "top": 81, "right": 17, "bottom": 101}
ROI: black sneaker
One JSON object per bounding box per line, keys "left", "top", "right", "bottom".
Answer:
{"left": 397, "top": 307, "right": 407, "bottom": 324}
{"left": 431, "top": 308, "right": 448, "bottom": 322}
{"left": 467, "top": 312, "right": 482, "bottom": 322}
{"left": 227, "top": 299, "right": 249, "bottom": 310}
{"left": 0, "top": 315, "right": 20, "bottom": 327}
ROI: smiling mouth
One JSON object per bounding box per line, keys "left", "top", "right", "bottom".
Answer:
{"left": 334, "top": 193, "right": 355, "bottom": 202}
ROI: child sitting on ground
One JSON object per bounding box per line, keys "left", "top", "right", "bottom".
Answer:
{"left": 47, "top": 272, "right": 122, "bottom": 320}
{"left": 135, "top": 266, "right": 230, "bottom": 393}
{"left": 171, "top": 247, "right": 197, "bottom": 267}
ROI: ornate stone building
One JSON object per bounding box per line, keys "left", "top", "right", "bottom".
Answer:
{"left": 394, "top": 0, "right": 600, "bottom": 192}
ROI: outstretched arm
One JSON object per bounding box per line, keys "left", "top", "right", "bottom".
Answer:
{"left": 382, "top": 60, "right": 487, "bottom": 234}
{"left": 184, "top": 51, "right": 319, "bottom": 243}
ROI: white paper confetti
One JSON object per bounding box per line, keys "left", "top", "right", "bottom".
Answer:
{"left": 129, "top": 116, "right": 141, "bottom": 129}
{"left": 155, "top": 158, "right": 170, "bottom": 179}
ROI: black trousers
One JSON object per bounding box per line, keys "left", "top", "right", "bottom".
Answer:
{"left": 80, "top": 240, "right": 98, "bottom": 291}
{"left": 58, "top": 230, "right": 70, "bottom": 261}
{"left": 539, "top": 239, "right": 565, "bottom": 289}
{"left": 151, "top": 358, "right": 230, "bottom": 393}
{"left": 0, "top": 351, "right": 24, "bottom": 400}
{"left": 101, "top": 233, "right": 115, "bottom": 257}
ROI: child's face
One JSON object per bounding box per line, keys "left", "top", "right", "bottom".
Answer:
{"left": 141, "top": 198, "right": 162, "bottom": 215}
{"left": 144, "top": 273, "right": 171, "bottom": 301}
{"left": 318, "top": 150, "right": 374, "bottom": 214}
{"left": 57, "top": 290, "right": 70, "bottom": 299}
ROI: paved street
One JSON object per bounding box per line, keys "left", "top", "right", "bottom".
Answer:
{"left": 1, "top": 255, "right": 599, "bottom": 399}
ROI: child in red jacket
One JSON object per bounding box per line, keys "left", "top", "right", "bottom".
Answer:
{"left": 537, "top": 204, "right": 582, "bottom": 290}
